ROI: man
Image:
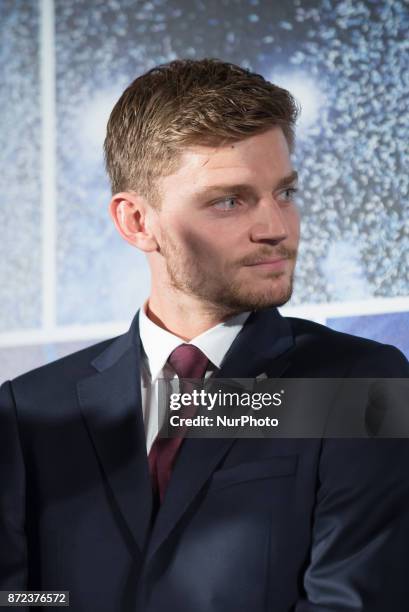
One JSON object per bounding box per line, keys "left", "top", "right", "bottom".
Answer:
{"left": 1, "top": 59, "right": 409, "bottom": 611}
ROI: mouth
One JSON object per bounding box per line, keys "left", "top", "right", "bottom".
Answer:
{"left": 245, "top": 257, "right": 289, "bottom": 271}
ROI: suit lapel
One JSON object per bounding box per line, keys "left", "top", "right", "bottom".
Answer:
{"left": 77, "top": 312, "right": 153, "bottom": 555}
{"left": 146, "top": 307, "right": 295, "bottom": 562}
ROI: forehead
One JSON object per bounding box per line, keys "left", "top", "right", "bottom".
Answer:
{"left": 172, "top": 127, "right": 292, "bottom": 185}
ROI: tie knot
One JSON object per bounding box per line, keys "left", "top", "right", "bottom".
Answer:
{"left": 167, "top": 344, "right": 209, "bottom": 380}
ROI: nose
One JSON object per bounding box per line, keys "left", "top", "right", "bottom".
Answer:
{"left": 249, "top": 197, "right": 288, "bottom": 243}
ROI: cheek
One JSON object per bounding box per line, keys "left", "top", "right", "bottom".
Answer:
{"left": 165, "top": 216, "right": 243, "bottom": 270}
{"left": 287, "top": 207, "right": 301, "bottom": 240}
{"left": 178, "top": 224, "right": 231, "bottom": 259}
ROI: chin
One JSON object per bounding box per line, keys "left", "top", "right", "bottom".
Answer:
{"left": 250, "top": 280, "right": 294, "bottom": 310}
{"left": 250, "top": 294, "right": 292, "bottom": 311}
{"left": 218, "top": 280, "right": 294, "bottom": 312}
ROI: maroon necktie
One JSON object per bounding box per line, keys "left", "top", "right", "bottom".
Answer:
{"left": 148, "top": 344, "right": 210, "bottom": 504}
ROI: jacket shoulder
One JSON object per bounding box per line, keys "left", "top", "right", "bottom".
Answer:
{"left": 285, "top": 316, "right": 409, "bottom": 377}
{"left": 9, "top": 336, "right": 120, "bottom": 391}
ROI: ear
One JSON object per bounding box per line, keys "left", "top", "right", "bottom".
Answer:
{"left": 109, "top": 192, "right": 158, "bottom": 252}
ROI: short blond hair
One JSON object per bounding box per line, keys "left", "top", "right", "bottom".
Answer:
{"left": 104, "top": 58, "right": 299, "bottom": 205}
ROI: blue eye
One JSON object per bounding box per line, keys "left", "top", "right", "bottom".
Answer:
{"left": 213, "top": 197, "right": 239, "bottom": 211}
{"left": 278, "top": 187, "right": 298, "bottom": 202}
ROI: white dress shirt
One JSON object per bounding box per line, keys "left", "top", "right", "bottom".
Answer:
{"left": 139, "top": 301, "right": 252, "bottom": 453}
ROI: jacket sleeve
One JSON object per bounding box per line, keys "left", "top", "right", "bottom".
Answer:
{"left": 295, "top": 345, "right": 409, "bottom": 611}
{"left": 0, "top": 381, "right": 27, "bottom": 588}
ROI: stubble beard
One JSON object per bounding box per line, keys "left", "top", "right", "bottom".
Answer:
{"left": 160, "top": 231, "right": 297, "bottom": 314}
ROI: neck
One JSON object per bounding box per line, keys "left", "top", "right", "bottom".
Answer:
{"left": 146, "top": 289, "right": 243, "bottom": 341}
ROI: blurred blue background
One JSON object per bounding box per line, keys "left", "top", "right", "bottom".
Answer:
{"left": 1, "top": 0, "right": 408, "bottom": 379}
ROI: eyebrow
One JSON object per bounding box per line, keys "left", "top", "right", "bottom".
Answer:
{"left": 194, "top": 170, "right": 299, "bottom": 199}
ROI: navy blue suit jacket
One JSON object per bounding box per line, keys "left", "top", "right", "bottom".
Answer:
{"left": 1, "top": 307, "right": 409, "bottom": 611}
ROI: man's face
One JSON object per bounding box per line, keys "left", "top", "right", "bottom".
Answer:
{"left": 149, "top": 127, "right": 300, "bottom": 313}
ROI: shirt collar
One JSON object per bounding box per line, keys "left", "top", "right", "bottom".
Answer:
{"left": 139, "top": 300, "right": 251, "bottom": 381}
